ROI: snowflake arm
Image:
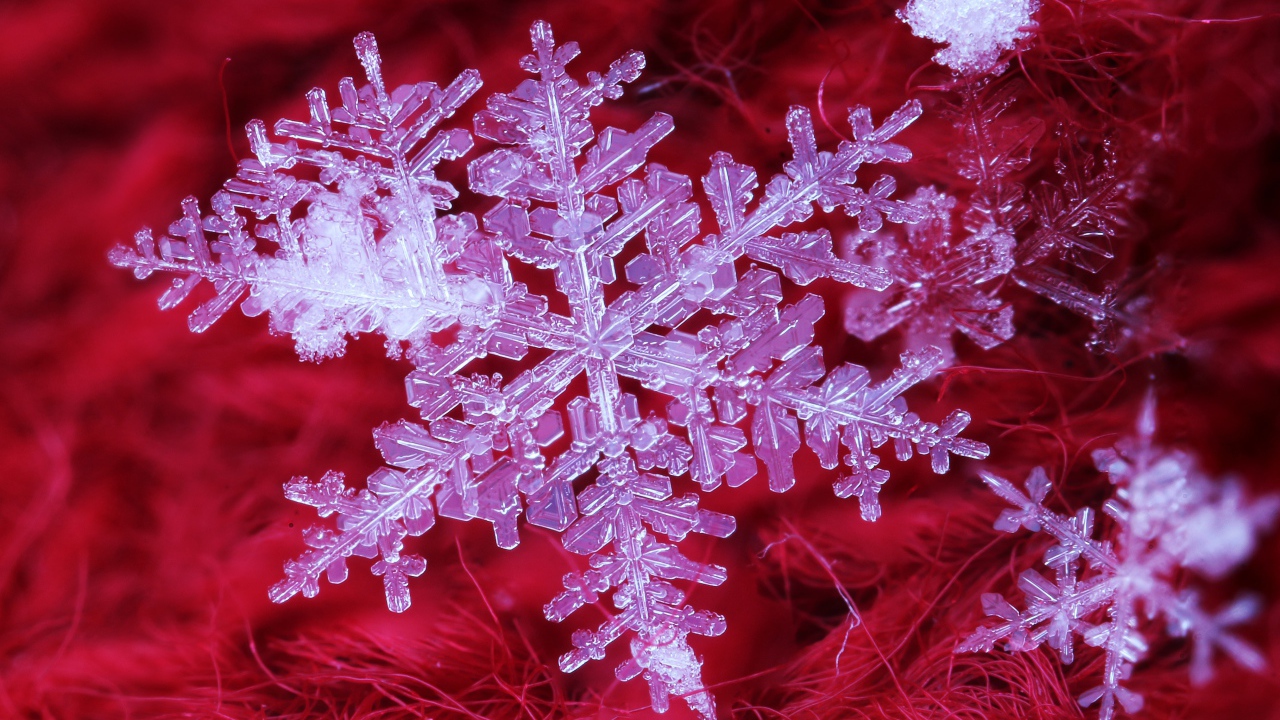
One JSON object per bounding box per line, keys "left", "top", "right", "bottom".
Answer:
{"left": 1008, "top": 128, "right": 1148, "bottom": 354}
{"left": 1010, "top": 264, "right": 1149, "bottom": 352}
{"left": 1015, "top": 138, "right": 1132, "bottom": 272}
{"left": 754, "top": 343, "right": 988, "bottom": 518}
{"left": 268, "top": 416, "right": 517, "bottom": 608}
{"left": 110, "top": 34, "right": 487, "bottom": 359}
{"left": 899, "top": 0, "right": 1042, "bottom": 76}
{"left": 708, "top": 101, "right": 924, "bottom": 264}
{"left": 545, "top": 452, "right": 733, "bottom": 717}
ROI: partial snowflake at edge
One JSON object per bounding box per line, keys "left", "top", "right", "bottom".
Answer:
{"left": 960, "top": 395, "right": 1278, "bottom": 720}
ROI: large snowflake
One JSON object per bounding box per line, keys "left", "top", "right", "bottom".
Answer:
{"left": 959, "top": 396, "right": 1278, "bottom": 719}
{"left": 110, "top": 23, "right": 989, "bottom": 715}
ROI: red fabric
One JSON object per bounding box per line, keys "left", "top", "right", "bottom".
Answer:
{"left": 1, "top": 1, "right": 1278, "bottom": 717}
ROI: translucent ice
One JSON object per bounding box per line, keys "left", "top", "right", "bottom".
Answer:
{"left": 114, "top": 23, "right": 989, "bottom": 716}
{"left": 960, "top": 396, "right": 1278, "bottom": 720}
{"left": 899, "top": 0, "right": 1040, "bottom": 76}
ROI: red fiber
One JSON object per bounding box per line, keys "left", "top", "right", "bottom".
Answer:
{"left": 1, "top": 1, "right": 1278, "bottom": 718}
{"left": 219, "top": 57, "right": 239, "bottom": 166}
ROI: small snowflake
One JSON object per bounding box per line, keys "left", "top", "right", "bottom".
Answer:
{"left": 960, "top": 396, "right": 1278, "bottom": 719}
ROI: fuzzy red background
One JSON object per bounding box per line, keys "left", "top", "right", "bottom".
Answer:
{"left": 2, "top": 1, "right": 1280, "bottom": 717}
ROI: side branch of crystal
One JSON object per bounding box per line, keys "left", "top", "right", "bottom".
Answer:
{"left": 110, "top": 33, "right": 489, "bottom": 360}
{"left": 960, "top": 399, "right": 1278, "bottom": 720}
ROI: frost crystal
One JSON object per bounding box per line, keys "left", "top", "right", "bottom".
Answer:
{"left": 112, "top": 23, "right": 989, "bottom": 715}
{"left": 899, "top": 0, "right": 1041, "bottom": 76}
{"left": 109, "top": 33, "right": 486, "bottom": 360}
{"left": 845, "top": 186, "right": 1015, "bottom": 364}
{"left": 960, "top": 397, "right": 1278, "bottom": 720}
{"left": 845, "top": 77, "right": 1146, "bottom": 360}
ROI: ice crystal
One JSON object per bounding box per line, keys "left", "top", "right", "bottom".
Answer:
{"left": 845, "top": 186, "right": 1015, "bottom": 364}
{"left": 111, "top": 23, "right": 989, "bottom": 716}
{"left": 108, "top": 33, "right": 487, "bottom": 360}
{"left": 845, "top": 76, "right": 1146, "bottom": 360}
{"left": 899, "top": 0, "right": 1041, "bottom": 76}
{"left": 960, "top": 397, "right": 1278, "bottom": 720}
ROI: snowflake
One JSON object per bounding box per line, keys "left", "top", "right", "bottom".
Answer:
{"left": 844, "top": 186, "right": 1015, "bottom": 365}
{"left": 959, "top": 396, "right": 1278, "bottom": 720}
{"left": 844, "top": 75, "right": 1149, "bottom": 360}
{"left": 110, "top": 23, "right": 990, "bottom": 716}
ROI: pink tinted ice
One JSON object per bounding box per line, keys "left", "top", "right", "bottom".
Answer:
{"left": 960, "top": 395, "right": 1278, "bottom": 720}
{"left": 844, "top": 75, "right": 1148, "bottom": 360}
{"left": 113, "top": 23, "right": 989, "bottom": 716}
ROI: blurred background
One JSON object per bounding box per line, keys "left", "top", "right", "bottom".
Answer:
{"left": 2, "top": 0, "right": 1279, "bottom": 717}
